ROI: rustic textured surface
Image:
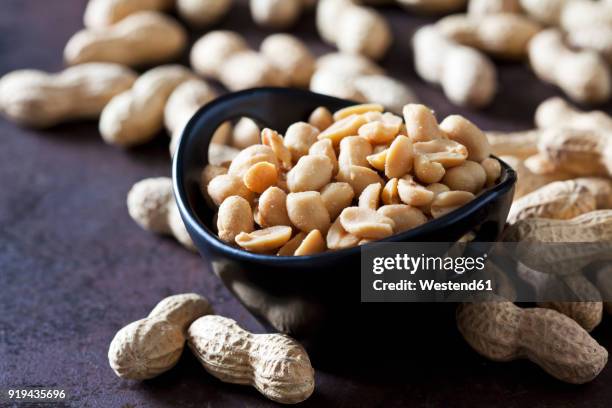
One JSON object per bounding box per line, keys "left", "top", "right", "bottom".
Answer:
{"left": 1, "top": 0, "right": 612, "bottom": 406}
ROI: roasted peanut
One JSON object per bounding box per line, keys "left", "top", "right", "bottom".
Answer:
{"left": 244, "top": 162, "right": 278, "bottom": 194}
{"left": 260, "top": 34, "right": 315, "bottom": 88}
{"left": 320, "top": 182, "right": 355, "bottom": 220}
{"left": 358, "top": 113, "right": 402, "bottom": 144}
{"left": 334, "top": 103, "right": 383, "bottom": 121}
{"left": 127, "top": 177, "right": 195, "bottom": 251}
{"left": 236, "top": 225, "right": 293, "bottom": 253}
{"left": 412, "top": 25, "right": 497, "bottom": 108}
{"left": 286, "top": 191, "right": 331, "bottom": 233}
{"left": 414, "top": 154, "right": 446, "bottom": 184}
{"left": 430, "top": 190, "right": 475, "bottom": 218}
{"left": 413, "top": 139, "right": 468, "bottom": 168}
{"left": 284, "top": 122, "right": 320, "bottom": 161}
{"left": 188, "top": 315, "right": 314, "bottom": 403}
{"left": 65, "top": 11, "right": 186, "bottom": 67}
{"left": 228, "top": 144, "right": 279, "bottom": 178}
{"left": 420, "top": 182, "right": 450, "bottom": 215}
{"left": 261, "top": 128, "right": 292, "bottom": 170}
{"left": 308, "top": 106, "right": 334, "bottom": 131}
{"left": 257, "top": 186, "right": 292, "bottom": 228}
{"left": 339, "top": 207, "right": 395, "bottom": 239}
{"left": 339, "top": 136, "right": 373, "bottom": 169}
{"left": 287, "top": 155, "right": 333, "bottom": 192}
{"left": 398, "top": 176, "right": 435, "bottom": 207}
{"left": 232, "top": 117, "right": 261, "bottom": 149}
{"left": 481, "top": 157, "right": 501, "bottom": 186}
{"left": 208, "top": 142, "right": 240, "bottom": 167}
{"left": 277, "top": 232, "right": 307, "bottom": 256}
{"left": 442, "top": 161, "right": 486, "bottom": 193}
{"left": 217, "top": 195, "right": 254, "bottom": 243}
{"left": 109, "top": 293, "right": 212, "bottom": 380}
{"left": 457, "top": 299, "right": 608, "bottom": 384}
{"left": 326, "top": 217, "right": 360, "bottom": 249}
{"left": 377, "top": 204, "right": 427, "bottom": 233}
{"left": 309, "top": 138, "right": 338, "bottom": 175}
{"left": 207, "top": 174, "right": 253, "bottom": 206}
{"left": 294, "top": 229, "right": 327, "bottom": 256}
{"left": 381, "top": 178, "right": 400, "bottom": 205}
{"left": 385, "top": 135, "right": 413, "bottom": 178}
{"left": 100, "top": 65, "right": 195, "bottom": 147}
{"left": 440, "top": 115, "right": 491, "bottom": 162}
{"left": 358, "top": 183, "right": 382, "bottom": 210}
{"left": 437, "top": 13, "right": 541, "bottom": 60}
{"left": 336, "top": 165, "right": 384, "bottom": 196}
{"left": 528, "top": 29, "right": 611, "bottom": 104}
{"left": 403, "top": 104, "right": 445, "bottom": 142}
{"left": 366, "top": 149, "right": 387, "bottom": 172}
{"left": 0, "top": 63, "right": 136, "bottom": 128}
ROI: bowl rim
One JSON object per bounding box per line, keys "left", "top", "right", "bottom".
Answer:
{"left": 173, "top": 88, "right": 517, "bottom": 266}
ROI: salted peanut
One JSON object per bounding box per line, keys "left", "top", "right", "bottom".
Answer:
{"left": 217, "top": 196, "right": 254, "bottom": 243}
{"left": 338, "top": 136, "right": 373, "bottom": 169}
{"left": 413, "top": 138, "right": 468, "bottom": 168}
{"left": 261, "top": 128, "right": 292, "bottom": 170}
{"left": 430, "top": 191, "right": 475, "bottom": 218}
{"left": 308, "top": 106, "right": 334, "bottom": 131}
{"left": 243, "top": 162, "right": 278, "bottom": 194}
{"left": 228, "top": 144, "right": 279, "bottom": 178}
{"left": 318, "top": 114, "right": 368, "bottom": 146}
{"left": 414, "top": 154, "right": 445, "bottom": 184}
{"left": 201, "top": 164, "right": 228, "bottom": 197}
{"left": 208, "top": 143, "right": 240, "bottom": 167}
{"left": 336, "top": 165, "right": 384, "bottom": 196}
{"left": 235, "top": 225, "right": 292, "bottom": 253}
{"left": 258, "top": 186, "right": 291, "bottom": 227}
{"left": 403, "top": 104, "right": 445, "bottom": 142}
{"left": 333, "top": 103, "right": 384, "bottom": 121}
{"left": 277, "top": 232, "right": 306, "bottom": 256}
{"left": 287, "top": 155, "right": 333, "bottom": 192}
{"left": 385, "top": 135, "right": 413, "bottom": 179}
{"left": 381, "top": 178, "right": 400, "bottom": 205}
{"left": 398, "top": 176, "right": 435, "bottom": 207}
{"left": 320, "top": 182, "right": 355, "bottom": 220}
{"left": 366, "top": 149, "right": 387, "bottom": 172}
{"left": 377, "top": 204, "right": 428, "bottom": 233}
{"left": 207, "top": 174, "right": 253, "bottom": 206}
{"left": 508, "top": 180, "right": 597, "bottom": 224}
{"left": 294, "top": 230, "right": 327, "bottom": 256}
{"left": 486, "top": 130, "right": 540, "bottom": 159}
{"left": 358, "top": 183, "right": 382, "bottom": 210}
{"left": 442, "top": 161, "right": 486, "bottom": 194}
{"left": 339, "top": 207, "right": 394, "bottom": 239}
{"left": 210, "top": 122, "right": 233, "bottom": 145}
{"left": 358, "top": 121, "right": 399, "bottom": 145}
{"left": 481, "top": 157, "right": 501, "bottom": 186}
{"left": 440, "top": 115, "right": 491, "bottom": 162}
{"left": 420, "top": 182, "right": 450, "bottom": 214}
{"left": 308, "top": 139, "right": 338, "bottom": 175}
{"left": 232, "top": 117, "right": 260, "bottom": 149}
{"left": 286, "top": 192, "right": 331, "bottom": 233}
{"left": 284, "top": 122, "right": 320, "bottom": 161}
{"left": 327, "top": 218, "right": 360, "bottom": 250}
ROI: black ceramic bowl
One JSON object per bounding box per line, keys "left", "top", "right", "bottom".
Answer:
{"left": 173, "top": 88, "right": 516, "bottom": 362}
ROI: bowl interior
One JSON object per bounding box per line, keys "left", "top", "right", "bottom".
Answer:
{"left": 173, "top": 87, "right": 517, "bottom": 263}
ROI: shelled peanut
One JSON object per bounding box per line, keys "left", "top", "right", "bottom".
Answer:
{"left": 437, "top": 13, "right": 541, "bottom": 60}
{"left": 108, "top": 293, "right": 213, "bottom": 379}
{"left": 204, "top": 103, "right": 500, "bottom": 255}
{"left": 412, "top": 25, "right": 497, "bottom": 108}
{"left": 457, "top": 298, "right": 608, "bottom": 384}
{"left": 190, "top": 31, "right": 315, "bottom": 91}
{"left": 127, "top": 177, "right": 196, "bottom": 251}
{"left": 316, "top": 0, "right": 392, "bottom": 60}
{"left": 310, "top": 52, "right": 418, "bottom": 113}
{"left": 65, "top": 11, "right": 187, "bottom": 68}
{"left": 0, "top": 63, "right": 136, "bottom": 128}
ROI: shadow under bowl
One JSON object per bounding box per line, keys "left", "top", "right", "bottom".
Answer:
{"left": 173, "top": 88, "right": 516, "bottom": 365}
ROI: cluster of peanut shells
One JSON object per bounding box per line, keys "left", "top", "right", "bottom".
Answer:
{"left": 204, "top": 103, "right": 500, "bottom": 256}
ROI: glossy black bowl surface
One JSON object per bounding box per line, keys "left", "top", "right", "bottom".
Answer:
{"left": 173, "top": 88, "right": 516, "bottom": 363}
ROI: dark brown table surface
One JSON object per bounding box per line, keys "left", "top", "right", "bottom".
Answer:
{"left": 2, "top": 1, "right": 612, "bottom": 407}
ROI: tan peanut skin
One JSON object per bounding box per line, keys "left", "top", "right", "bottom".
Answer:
{"left": 187, "top": 315, "right": 315, "bottom": 404}
{"left": 0, "top": 63, "right": 136, "bottom": 128}
{"left": 457, "top": 300, "right": 608, "bottom": 384}
{"left": 108, "top": 293, "right": 213, "bottom": 380}
{"left": 65, "top": 11, "right": 187, "bottom": 67}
